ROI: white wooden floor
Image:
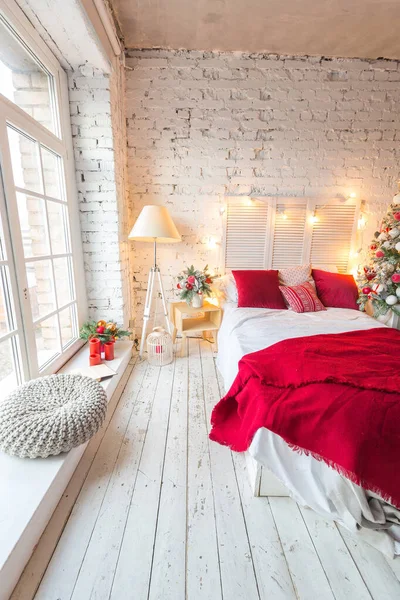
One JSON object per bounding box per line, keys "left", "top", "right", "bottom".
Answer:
{"left": 14, "top": 339, "right": 400, "bottom": 600}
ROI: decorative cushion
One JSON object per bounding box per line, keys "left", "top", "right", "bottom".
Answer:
{"left": 232, "top": 270, "right": 287, "bottom": 309}
{"left": 0, "top": 374, "right": 107, "bottom": 458}
{"left": 312, "top": 269, "right": 359, "bottom": 310}
{"left": 279, "top": 264, "right": 312, "bottom": 286}
{"left": 279, "top": 282, "right": 326, "bottom": 313}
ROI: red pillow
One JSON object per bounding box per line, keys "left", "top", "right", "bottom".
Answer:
{"left": 279, "top": 282, "right": 326, "bottom": 313}
{"left": 312, "top": 269, "right": 359, "bottom": 310}
{"left": 232, "top": 270, "right": 287, "bottom": 309}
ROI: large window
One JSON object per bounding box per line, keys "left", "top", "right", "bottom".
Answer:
{"left": 0, "top": 3, "right": 87, "bottom": 396}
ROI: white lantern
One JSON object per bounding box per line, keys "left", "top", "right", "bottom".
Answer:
{"left": 146, "top": 327, "right": 173, "bottom": 366}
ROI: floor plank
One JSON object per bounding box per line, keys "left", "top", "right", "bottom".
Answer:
{"left": 338, "top": 525, "right": 400, "bottom": 600}
{"left": 186, "top": 339, "right": 222, "bottom": 599}
{"left": 299, "top": 506, "right": 372, "bottom": 600}
{"left": 269, "top": 497, "right": 335, "bottom": 600}
{"left": 200, "top": 340, "right": 260, "bottom": 600}
{"left": 148, "top": 341, "right": 188, "bottom": 600}
{"left": 232, "top": 452, "right": 297, "bottom": 600}
{"left": 109, "top": 361, "right": 175, "bottom": 599}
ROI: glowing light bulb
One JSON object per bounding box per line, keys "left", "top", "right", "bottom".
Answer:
{"left": 310, "top": 212, "right": 318, "bottom": 224}
{"left": 349, "top": 192, "right": 357, "bottom": 199}
{"left": 244, "top": 197, "right": 255, "bottom": 207}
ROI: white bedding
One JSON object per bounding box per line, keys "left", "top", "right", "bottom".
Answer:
{"left": 217, "top": 304, "right": 400, "bottom": 557}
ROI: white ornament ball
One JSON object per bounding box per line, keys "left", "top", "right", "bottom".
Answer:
{"left": 397, "top": 287, "right": 400, "bottom": 298}
{"left": 386, "top": 295, "right": 398, "bottom": 306}
{"left": 393, "top": 193, "right": 400, "bottom": 206}
{"left": 396, "top": 242, "right": 400, "bottom": 252}
{"left": 389, "top": 227, "right": 400, "bottom": 239}
{"left": 383, "top": 241, "right": 391, "bottom": 248}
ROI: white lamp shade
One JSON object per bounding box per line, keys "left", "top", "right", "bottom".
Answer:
{"left": 128, "top": 205, "right": 181, "bottom": 243}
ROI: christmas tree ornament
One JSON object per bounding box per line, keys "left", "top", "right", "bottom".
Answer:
{"left": 389, "top": 228, "right": 400, "bottom": 238}
{"left": 370, "top": 243, "right": 377, "bottom": 250}
{"left": 386, "top": 295, "right": 398, "bottom": 306}
{"left": 394, "top": 213, "right": 400, "bottom": 221}
{"left": 397, "top": 288, "right": 400, "bottom": 298}
{"left": 392, "top": 273, "right": 400, "bottom": 283}
{"left": 383, "top": 241, "right": 391, "bottom": 248}
{"left": 376, "top": 250, "right": 385, "bottom": 258}
{"left": 393, "top": 193, "right": 400, "bottom": 206}
{"left": 362, "top": 286, "right": 372, "bottom": 294}
{"left": 377, "top": 232, "right": 387, "bottom": 241}
{"left": 396, "top": 242, "right": 400, "bottom": 252}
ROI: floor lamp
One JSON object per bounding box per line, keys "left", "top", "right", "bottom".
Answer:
{"left": 128, "top": 205, "right": 181, "bottom": 357}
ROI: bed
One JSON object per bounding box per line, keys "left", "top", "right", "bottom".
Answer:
{"left": 216, "top": 302, "right": 400, "bottom": 557}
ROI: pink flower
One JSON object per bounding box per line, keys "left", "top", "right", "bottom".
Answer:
{"left": 187, "top": 275, "right": 195, "bottom": 284}
{"left": 392, "top": 273, "right": 400, "bottom": 284}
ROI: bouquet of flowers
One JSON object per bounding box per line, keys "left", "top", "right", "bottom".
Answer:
{"left": 176, "top": 265, "right": 213, "bottom": 305}
{"left": 79, "top": 319, "right": 130, "bottom": 343}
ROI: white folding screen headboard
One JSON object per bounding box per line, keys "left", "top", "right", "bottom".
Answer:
{"left": 223, "top": 197, "right": 360, "bottom": 274}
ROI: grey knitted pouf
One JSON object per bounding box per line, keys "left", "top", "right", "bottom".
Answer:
{"left": 0, "top": 374, "right": 108, "bottom": 459}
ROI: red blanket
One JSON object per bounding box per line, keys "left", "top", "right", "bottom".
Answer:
{"left": 210, "top": 328, "right": 400, "bottom": 507}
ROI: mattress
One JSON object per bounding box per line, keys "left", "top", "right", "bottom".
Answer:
{"left": 216, "top": 304, "right": 400, "bottom": 557}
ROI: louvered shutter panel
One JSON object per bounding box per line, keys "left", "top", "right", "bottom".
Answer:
{"left": 271, "top": 201, "right": 307, "bottom": 269}
{"left": 225, "top": 198, "right": 268, "bottom": 269}
{"left": 310, "top": 203, "right": 357, "bottom": 273}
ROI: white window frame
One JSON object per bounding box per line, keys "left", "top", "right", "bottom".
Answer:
{"left": 0, "top": 0, "right": 87, "bottom": 379}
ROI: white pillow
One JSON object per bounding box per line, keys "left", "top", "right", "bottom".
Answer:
{"left": 312, "top": 264, "right": 339, "bottom": 273}
{"left": 279, "top": 264, "right": 312, "bottom": 286}
{"left": 211, "top": 274, "right": 238, "bottom": 305}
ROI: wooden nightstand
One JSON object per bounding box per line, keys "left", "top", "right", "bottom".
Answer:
{"left": 169, "top": 301, "right": 222, "bottom": 357}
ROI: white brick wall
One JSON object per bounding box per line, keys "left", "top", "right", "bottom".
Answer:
{"left": 68, "top": 60, "right": 130, "bottom": 326}
{"left": 126, "top": 49, "right": 400, "bottom": 326}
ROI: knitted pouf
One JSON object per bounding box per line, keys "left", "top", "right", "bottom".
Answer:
{"left": 0, "top": 374, "right": 107, "bottom": 459}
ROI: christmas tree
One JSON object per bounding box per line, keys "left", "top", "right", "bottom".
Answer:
{"left": 358, "top": 184, "right": 400, "bottom": 318}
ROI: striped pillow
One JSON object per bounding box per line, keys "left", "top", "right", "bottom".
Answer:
{"left": 279, "top": 282, "right": 326, "bottom": 313}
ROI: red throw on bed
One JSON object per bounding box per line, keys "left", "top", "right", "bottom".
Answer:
{"left": 210, "top": 328, "right": 400, "bottom": 507}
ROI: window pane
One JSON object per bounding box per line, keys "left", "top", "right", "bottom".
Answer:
{"left": 0, "top": 337, "right": 19, "bottom": 399}
{"left": 0, "top": 18, "right": 57, "bottom": 135}
{"left": 41, "top": 146, "right": 64, "bottom": 199}
{"left": 47, "top": 201, "right": 68, "bottom": 254}
{"left": 35, "top": 314, "right": 60, "bottom": 369}
{"left": 26, "top": 259, "right": 56, "bottom": 320}
{"left": 7, "top": 127, "right": 42, "bottom": 193}
{"left": 17, "top": 193, "right": 50, "bottom": 257}
{"left": 59, "top": 304, "right": 77, "bottom": 349}
{"left": 54, "top": 257, "right": 73, "bottom": 307}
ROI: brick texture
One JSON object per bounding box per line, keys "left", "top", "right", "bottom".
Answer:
{"left": 126, "top": 49, "right": 400, "bottom": 327}
{"left": 68, "top": 61, "right": 130, "bottom": 326}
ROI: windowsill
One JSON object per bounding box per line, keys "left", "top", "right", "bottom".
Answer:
{"left": 0, "top": 340, "right": 134, "bottom": 600}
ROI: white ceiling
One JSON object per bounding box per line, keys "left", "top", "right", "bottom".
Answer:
{"left": 110, "top": 0, "right": 400, "bottom": 60}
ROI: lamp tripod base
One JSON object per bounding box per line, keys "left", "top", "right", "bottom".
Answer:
{"left": 139, "top": 266, "right": 171, "bottom": 358}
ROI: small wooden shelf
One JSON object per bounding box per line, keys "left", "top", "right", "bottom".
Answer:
{"left": 169, "top": 301, "right": 222, "bottom": 357}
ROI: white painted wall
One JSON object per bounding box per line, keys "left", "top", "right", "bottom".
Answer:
{"left": 125, "top": 49, "right": 400, "bottom": 326}
{"left": 69, "top": 61, "right": 131, "bottom": 325}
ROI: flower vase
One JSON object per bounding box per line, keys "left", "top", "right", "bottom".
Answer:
{"left": 191, "top": 293, "right": 203, "bottom": 308}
